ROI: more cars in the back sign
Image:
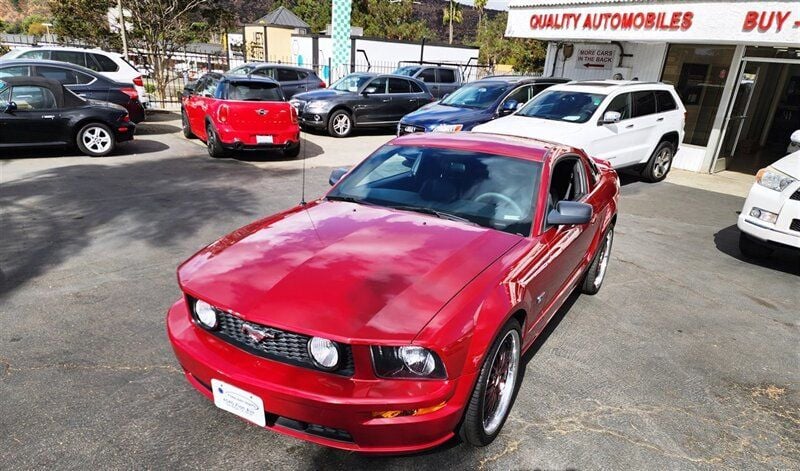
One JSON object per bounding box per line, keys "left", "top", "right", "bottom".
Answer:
{"left": 398, "top": 76, "right": 571, "bottom": 135}
{"left": 0, "top": 76, "right": 134, "bottom": 156}
{"left": 290, "top": 73, "right": 434, "bottom": 137}
{"left": 0, "top": 59, "right": 146, "bottom": 123}
{"left": 167, "top": 132, "right": 619, "bottom": 453}
{"left": 181, "top": 73, "right": 301, "bottom": 158}
{"left": 737, "top": 149, "right": 800, "bottom": 258}
{"left": 474, "top": 80, "right": 686, "bottom": 182}
{"left": 228, "top": 63, "right": 326, "bottom": 98}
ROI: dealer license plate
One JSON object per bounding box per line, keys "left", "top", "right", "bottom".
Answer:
{"left": 256, "top": 135, "right": 273, "bottom": 144}
{"left": 211, "top": 379, "right": 266, "bottom": 427}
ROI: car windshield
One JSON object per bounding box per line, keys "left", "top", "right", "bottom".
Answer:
{"left": 516, "top": 90, "right": 605, "bottom": 123}
{"left": 394, "top": 66, "right": 421, "bottom": 77}
{"left": 330, "top": 74, "right": 372, "bottom": 92}
{"left": 440, "top": 83, "right": 509, "bottom": 109}
{"left": 227, "top": 82, "right": 283, "bottom": 101}
{"left": 328, "top": 144, "right": 541, "bottom": 235}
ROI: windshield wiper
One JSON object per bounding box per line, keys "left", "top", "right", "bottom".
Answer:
{"left": 386, "top": 204, "right": 481, "bottom": 227}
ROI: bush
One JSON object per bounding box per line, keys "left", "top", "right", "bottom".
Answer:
{"left": 145, "top": 83, "right": 156, "bottom": 94}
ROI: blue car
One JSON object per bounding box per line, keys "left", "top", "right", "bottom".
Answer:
{"left": 398, "top": 76, "right": 571, "bottom": 135}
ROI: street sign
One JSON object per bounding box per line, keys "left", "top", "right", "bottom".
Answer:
{"left": 576, "top": 46, "right": 616, "bottom": 70}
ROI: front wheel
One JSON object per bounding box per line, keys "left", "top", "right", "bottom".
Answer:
{"left": 459, "top": 318, "right": 522, "bottom": 447}
{"left": 582, "top": 225, "right": 614, "bottom": 295}
{"left": 642, "top": 142, "right": 674, "bottom": 183}
{"left": 76, "top": 122, "right": 115, "bottom": 157}
{"left": 327, "top": 110, "right": 353, "bottom": 138}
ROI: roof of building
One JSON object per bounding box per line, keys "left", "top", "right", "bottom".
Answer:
{"left": 254, "top": 6, "right": 310, "bottom": 29}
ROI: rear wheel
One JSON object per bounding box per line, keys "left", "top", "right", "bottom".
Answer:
{"left": 642, "top": 141, "right": 674, "bottom": 183}
{"left": 459, "top": 318, "right": 521, "bottom": 447}
{"left": 327, "top": 110, "right": 353, "bottom": 138}
{"left": 582, "top": 225, "right": 614, "bottom": 295}
{"left": 283, "top": 142, "right": 301, "bottom": 158}
{"left": 76, "top": 122, "right": 115, "bottom": 157}
{"left": 206, "top": 123, "right": 227, "bottom": 158}
{"left": 739, "top": 232, "right": 773, "bottom": 259}
{"left": 181, "top": 109, "right": 194, "bottom": 138}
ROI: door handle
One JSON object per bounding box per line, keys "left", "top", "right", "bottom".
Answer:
{"left": 625, "top": 124, "right": 634, "bottom": 129}
{"left": 381, "top": 99, "right": 391, "bottom": 103}
{"left": 656, "top": 117, "right": 664, "bottom": 122}
{"left": 41, "top": 115, "right": 56, "bottom": 119}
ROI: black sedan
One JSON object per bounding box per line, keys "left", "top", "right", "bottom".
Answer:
{"left": 289, "top": 73, "right": 433, "bottom": 137}
{"left": 0, "top": 59, "right": 146, "bottom": 123}
{"left": 0, "top": 76, "right": 135, "bottom": 156}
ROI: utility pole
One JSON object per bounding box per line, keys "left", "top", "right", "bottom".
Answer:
{"left": 118, "top": 0, "right": 128, "bottom": 56}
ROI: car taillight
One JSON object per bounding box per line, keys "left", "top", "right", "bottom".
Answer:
{"left": 118, "top": 114, "right": 130, "bottom": 122}
{"left": 133, "top": 76, "right": 144, "bottom": 87}
{"left": 120, "top": 87, "right": 138, "bottom": 101}
{"left": 289, "top": 105, "right": 298, "bottom": 124}
{"left": 319, "top": 81, "right": 327, "bottom": 89}
{"left": 218, "top": 104, "right": 229, "bottom": 123}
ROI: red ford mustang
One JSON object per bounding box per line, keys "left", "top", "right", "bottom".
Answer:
{"left": 181, "top": 73, "right": 301, "bottom": 158}
{"left": 167, "top": 132, "right": 619, "bottom": 453}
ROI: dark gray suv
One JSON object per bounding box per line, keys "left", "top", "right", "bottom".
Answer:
{"left": 228, "top": 63, "right": 325, "bottom": 98}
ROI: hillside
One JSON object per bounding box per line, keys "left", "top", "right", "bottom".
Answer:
{"left": 0, "top": 0, "right": 49, "bottom": 22}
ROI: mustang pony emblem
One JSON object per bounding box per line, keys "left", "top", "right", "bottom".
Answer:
{"left": 241, "top": 323, "right": 274, "bottom": 343}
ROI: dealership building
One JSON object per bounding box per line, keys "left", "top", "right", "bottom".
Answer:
{"left": 505, "top": 0, "right": 800, "bottom": 174}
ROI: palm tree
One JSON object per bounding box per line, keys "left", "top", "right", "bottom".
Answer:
{"left": 442, "top": 0, "right": 463, "bottom": 44}
{"left": 474, "top": 0, "right": 487, "bottom": 28}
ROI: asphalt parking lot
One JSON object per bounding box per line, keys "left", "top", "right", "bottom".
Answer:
{"left": 1, "top": 114, "right": 798, "bottom": 470}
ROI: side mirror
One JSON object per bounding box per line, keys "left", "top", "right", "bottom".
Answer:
{"left": 546, "top": 201, "right": 592, "bottom": 226}
{"left": 791, "top": 129, "right": 800, "bottom": 143}
{"left": 3, "top": 101, "right": 17, "bottom": 113}
{"left": 329, "top": 167, "right": 349, "bottom": 186}
{"left": 500, "top": 99, "right": 519, "bottom": 116}
{"left": 362, "top": 87, "right": 377, "bottom": 96}
{"left": 599, "top": 111, "right": 621, "bottom": 125}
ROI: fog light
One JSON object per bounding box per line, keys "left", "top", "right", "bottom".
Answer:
{"left": 308, "top": 337, "right": 340, "bottom": 370}
{"left": 750, "top": 207, "right": 778, "bottom": 224}
{"left": 194, "top": 300, "right": 218, "bottom": 329}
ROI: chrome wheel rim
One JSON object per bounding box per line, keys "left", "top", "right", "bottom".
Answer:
{"left": 653, "top": 148, "right": 672, "bottom": 178}
{"left": 482, "top": 329, "right": 520, "bottom": 435}
{"left": 332, "top": 114, "right": 350, "bottom": 135}
{"left": 594, "top": 228, "right": 614, "bottom": 288}
{"left": 81, "top": 126, "right": 111, "bottom": 153}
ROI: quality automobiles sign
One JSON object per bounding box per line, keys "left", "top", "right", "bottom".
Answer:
{"left": 506, "top": 1, "right": 800, "bottom": 46}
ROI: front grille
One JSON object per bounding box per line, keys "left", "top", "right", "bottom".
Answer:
{"left": 398, "top": 123, "right": 425, "bottom": 136}
{"left": 275, "top": 416, "right": 353, "bottom": 442}
{"left": 790, "top": 219, "right": 800, "bottom": 233}
{"left": 791, "top": 189, "right": 800, "bottom": 201}
{"left": 205, "top": 309, "right": 355, "bottom": 376}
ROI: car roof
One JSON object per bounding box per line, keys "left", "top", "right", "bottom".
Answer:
{"left": 390, "top": 132, "right": 580, "bottom": 163}
{"left": 221, "top": 74, "right": 280, "bottom": 85}
{"left": 479, "top": 75, "right": 572, "bottom": 84}
{"left": 0, "top": 58, "right": 103, "bottom": 74}
{"left": 551, "top": 80, "right": 676, "bottom": 94}
{"left": 238, "top": 62, "right": 314, "bottom": 72}
{"left": 9, "top": 45, "right": 117, "bottom": 56}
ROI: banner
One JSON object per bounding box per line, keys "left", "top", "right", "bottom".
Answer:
{"left": 331, "top": 0, "right": 352, "bottom": 82}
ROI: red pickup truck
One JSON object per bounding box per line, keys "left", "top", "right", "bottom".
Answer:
{"left": 181, "top": 73, "right": 301, "bottom": 158}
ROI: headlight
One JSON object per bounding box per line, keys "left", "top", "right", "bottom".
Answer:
{"left": 431, "top": 123, "right": 463, "bottom": 133}
{"left": 371, "top": 346, "right": 446, "bottom": 379}
{"left": 306, "top": 100, "right": 327, "bottom": 111}
{"left": 193, "top": 299, "right": 218, "bottom": 329}
{"left": 308, "top": 336, "right": 340, "bottom": 370}
{"left": 756, "top": 167, "right": 797, "bottom": 192}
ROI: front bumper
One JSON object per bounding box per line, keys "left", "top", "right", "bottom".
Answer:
{"left": 299, "top": 111, "right": 329, "bottom": 129}
{"left": 166, "top": 298, "right": 475, "bottom": 454}
{"left": 737, "top": 182, "right": 800, "bottom": 250}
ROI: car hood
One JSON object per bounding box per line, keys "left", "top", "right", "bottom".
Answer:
{"left": 178, "top": 200, "right": 522, "bottom": 343}
{"left": 292, "top": 89, "right": 352, "bottom": 101}
{"left": 402, "top": 103, "right": 488, "bottom": 128}
{"left": 473, "top": 115, "right": 585, "bottom": 146}
{"left": 772, "top": 150, "right": 800, "bottom": 179}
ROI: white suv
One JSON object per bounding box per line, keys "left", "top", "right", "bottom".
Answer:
{"left": 474, "top": 80, "right": 685, "bottom": 182}
{"left": 1, "top": 46, "right": 148, "bottom": 106}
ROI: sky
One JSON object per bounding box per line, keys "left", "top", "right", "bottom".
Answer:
{"left": 456, "top": 0, "right": 511, "bottom": 11}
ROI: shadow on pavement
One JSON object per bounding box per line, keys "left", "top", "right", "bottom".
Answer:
{"left": 0, "top": 139, "right": 169, "bottom": 159}
{"left": 713, "top": 224, "right": 800, "bottom": 276}
{"left": 135, "top": 123, "right": 182, "bottom": 136}
{"left": 0, "top": 157, "right": 262, "bottom": 296}
{"left": 232, "top": 136, "right": 324, "bottom": 162}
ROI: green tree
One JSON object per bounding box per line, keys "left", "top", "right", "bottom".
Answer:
{"left": 442, "top": 0, "right": 462, "bottom": 44}
{"left": 49, "top": 0, "right": 121, "bottom": 48}
{"left": 352, "top": 0, "right": 431, "bottom": 41}
{"left": 291, "top": 0, "right": 330, "bottom": 33}
{"left": 474, "top": 0, "right": 487, "bottom": 28}
{"left": 477, "top": 12, "right": 546, "bottom": 74}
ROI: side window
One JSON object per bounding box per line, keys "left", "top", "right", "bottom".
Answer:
{"left": 252, "top": 68, "right": 275, "bottom": 79}
{"left": 193, "top": 77, "right": 208, "bottom": 94}
{"left": 50, "top": 50, "right": 87, "bottom": 67}
{"left": 419, "top": 68, "right": 436, "bottom": 83}
{"left": 604, "top": 93, "right": 631, "bottom": 120}
{"left": 531, "top": 84, "right": 551, "bottom": 97}
{"left": 437, "top": 69, "right": 456, "bottom": 84}
{"left": 85, "top": 53, "right": 102, "bottom": 71}
{"left": 11, "top": 86, "right": 58, "bottom": 110}
{"left": 202, "top": 77, "right": 220, "bottom": 96}
{"left": 74, "top": 71, "right": 95, "bottom": 84}
{"left": 93, "top": 54, "right": 119, "bottom": 72}
{"left": 297, "top": 70, "right": 308, "bottom": 80}
{"left": 35, "top": 66, "right": 90, "bottom": 85}
{"left": 656, "top": 90, "right": 677, "bottom": 112}
{"left": 548, "top": 157, "right": 587, "bottom": 208}
{"left": 365, "top": 77, "right": 387, "bottom": 94}
{"left": 388, "top": 78, "right": 411, "bottom": 94}
{"left": 504, "top": 85, "right": 534, "bottom": 106}
{"left": 0, "top": 66, "right": 31, "bottom": 78}
{"left": 19, "top": 50, "right": 48, "bottom": 59}
{"left": 0, "top": 87, "right": 10, "bottom": 103}
{"left": 632, "top": 91, "right": 656, "bottom": 117}
{"left": 409, "top": 81, "right": 423, "bottom": 93}
{"left": 277, "top": 68, "right": 299, "bottom": 81}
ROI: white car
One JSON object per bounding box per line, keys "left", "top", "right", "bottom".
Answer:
{"left": 474, "top": 80, "right": 685, "bottom": 182}
{"left": 0, "top": 46, "right": 148, "bottom": 105}
{"left": 737, "top": 150, "right": 800, "bottom": 258}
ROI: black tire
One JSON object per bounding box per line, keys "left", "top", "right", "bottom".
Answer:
{"left": 205, "top": 123, "right": 227, "bottom": 158}
{"left": 181, "top": 109, "right": 194, "bottom": 138}
{"left": 642, "top": 141, "right": 675, "bottom": 183}
{"left": 327, "top": 109, "right": 353, "bottom": 138}
{"left": 283, "top": 142, "right": 301, "bottom": 158}
{"left": 459, "top": 318, "right": 522, "bottom": 447}
{"left": 76, "top": 122, "right": 115, "bottom": 157}
{"left": 739, "top": 232, "right": 773, "bottom": 259}
{"left": 582, "top": 225, "right": 614, "bottom": 295}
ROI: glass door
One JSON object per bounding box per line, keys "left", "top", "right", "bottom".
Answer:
{"left": 717, "top": 62, "right": 760, "bottom": 167}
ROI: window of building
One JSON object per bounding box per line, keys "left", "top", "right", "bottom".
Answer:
{"left": 661, "top": 44, "right": 735, "bottom": 146}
